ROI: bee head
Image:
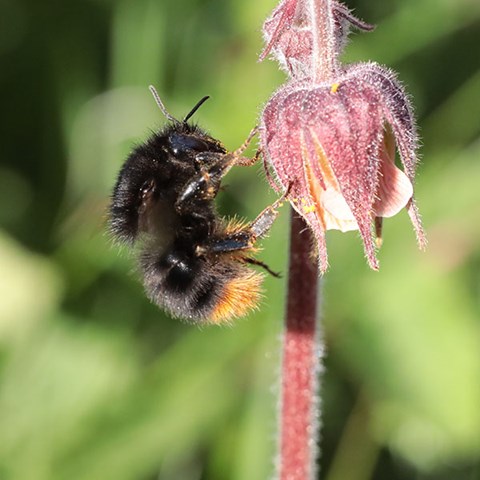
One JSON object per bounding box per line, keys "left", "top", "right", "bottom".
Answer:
{"left": 149, "top": 85, "right": 226, "bottom": 159}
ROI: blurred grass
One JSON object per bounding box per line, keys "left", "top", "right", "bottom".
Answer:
{"left": 0, "top": 0, "right": 479, "bottom": 479}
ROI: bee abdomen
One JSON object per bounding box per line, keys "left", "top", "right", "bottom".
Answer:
{"left": 141, "top": 251, "right": 263, "bottom": 324}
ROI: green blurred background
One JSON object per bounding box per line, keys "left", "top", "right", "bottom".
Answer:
{"left": 1, "top": 0, "right": 479, "bottom": 479}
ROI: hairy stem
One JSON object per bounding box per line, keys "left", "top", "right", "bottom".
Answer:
{"left": 309, "top": 0, "right": 338, "bottom": 82}
{"left": 278, "top": 209, "right": 322, "bottom": 480}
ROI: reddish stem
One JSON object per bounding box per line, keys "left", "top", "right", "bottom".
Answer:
{"left": 279, "top": 209, "right": 321, "bottom": 480}
{"left": 310, "top": 0, "right": 338, "bottom": 82}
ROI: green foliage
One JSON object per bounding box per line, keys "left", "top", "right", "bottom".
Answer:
{"left": 0, "top": 0, "right": 479, "bottom": 479}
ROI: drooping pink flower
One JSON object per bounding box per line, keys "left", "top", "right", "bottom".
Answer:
{"left": 260, "top": 1, "right": 426, "bottom": 272}
{"left": 260, "top": 0, "right": 374, "bottom": 79}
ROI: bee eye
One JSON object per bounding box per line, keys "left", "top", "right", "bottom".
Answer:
{"left": 169, "top": 133, "right": 210, "bottom": 155}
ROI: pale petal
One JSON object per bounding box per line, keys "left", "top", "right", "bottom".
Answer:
{"left": 374, "top": 155, "right": 413, "bottom": 218}
{"left": 322, "top": 187, "right": 358, "bottom": 231}
{"left": 302, "top": 126, "right": 358, "bottom": 232}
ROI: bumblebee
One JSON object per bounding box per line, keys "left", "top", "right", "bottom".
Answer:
{"left": 110, "top": 86, "right": 287, "bottom": 324}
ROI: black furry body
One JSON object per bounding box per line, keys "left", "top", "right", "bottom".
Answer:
{"left": 113, "top": 124, "right": 222, "bottom": 319}
{"left": 110, "top": 122, "right": 265, "bottom": 323}
{"left": 111, "top": 123, "right": 223, "bottom": 243}
{"left": 110, "top": 89, "right": 285, "bottom": 324}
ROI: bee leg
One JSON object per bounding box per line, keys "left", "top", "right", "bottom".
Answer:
{"left": 175, "top": 154, "right": 245, "bottom": 211}
{"left": 195, "top": 184, "right": 291, "bottom": 276}
{"left": 240, "top": 256, "right": 282, "bottom": 278}
{"left": 196, "top": 225, "right": 279, "bottom": 277}
{"left": 202, "top": 183, "right": 292, "bottom": 252}
{"left": 230, "top": 128, "right": 260, "bottom": 167}
{"left": 247, "top": 183, "right": 291, "bottom": 239}
{"left": 195, "top": 230, "right": 280, "bottom": 278}
{"left": 176, "top": 128, "right": 260, "bottom": 212}
{"left": 175, "top": 159, "right": 227, "bottom": 214}
{"left": 196, "top": 231, "right": 253, "bottom": 256}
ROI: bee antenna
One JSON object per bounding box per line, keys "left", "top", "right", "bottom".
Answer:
{"left": 148, "top": 85, "right": 179, "bottom": 124}
{"left": 183, "top": 96, "right": 210, "bottom": 123}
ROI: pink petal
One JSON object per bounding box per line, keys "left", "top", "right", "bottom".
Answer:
{"left": 261, "top": 81, "right": 385, "bottom": 270}
{"left": 260, "top": 0, "right": 299, "bottom": 62}
{"left": 345, "top": 63, "right": 426, "bottom": 248}
{"left": 261, "top": 85, "right": 331, "bottom": 272}
{"left": 301, "top": 84, "right": 384, "bottom": 269}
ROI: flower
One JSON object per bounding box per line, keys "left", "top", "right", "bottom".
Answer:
{"left": 260, "top": 1, "right": 426, "bottom": 272}
{"left": 260, "top": 0, "right": 374, "bottom": 79}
